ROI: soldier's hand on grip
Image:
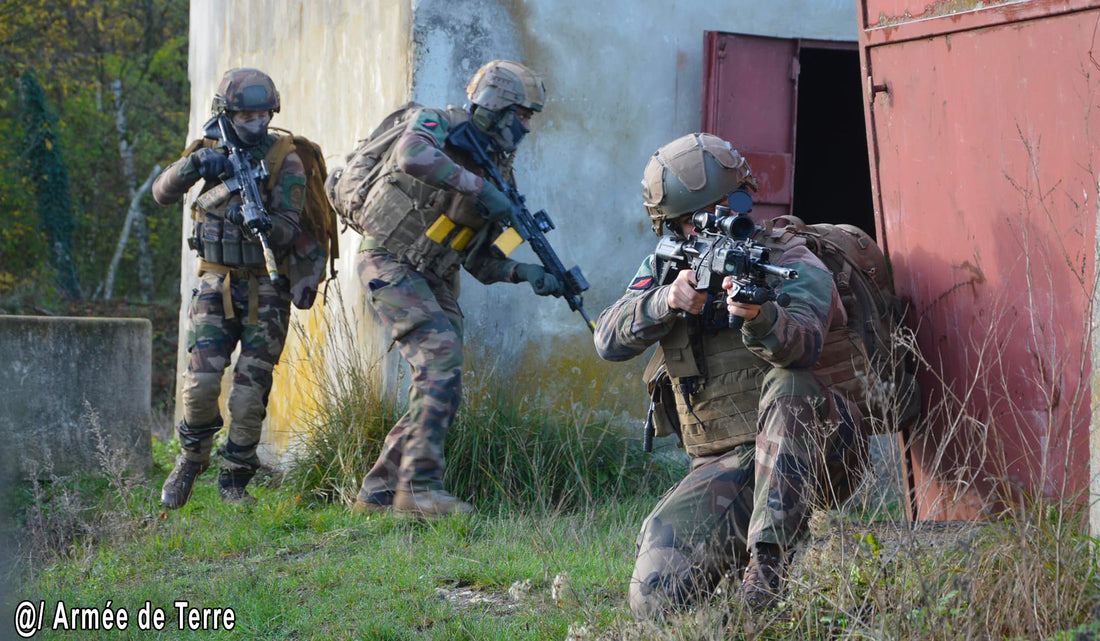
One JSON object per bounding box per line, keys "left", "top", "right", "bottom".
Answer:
{"left": 225, "top": 203, "right": 245, "bottom": 228}
{"left": 666, "top": 269, "right": 707, "bottom": 315}
{"left": 475, "top": 181, "right": 514, "bottom": 223}
{"left": 515, "top": 263, "right": 564, "bottom": 297}
{"left": 723, "top": 275, "right": 763, "bottom": 321}
{"left": 191, "top": 148, "right": 232, "bottom": 181}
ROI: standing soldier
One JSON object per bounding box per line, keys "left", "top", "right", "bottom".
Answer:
{"left": 154, "top": 68, "right": 305, "bottom": 508}
{"left": 349, "top": 60, "right": 563, "bottom": 518}
{"left": 594, "top": 133, "right": 869, "bottom": 617}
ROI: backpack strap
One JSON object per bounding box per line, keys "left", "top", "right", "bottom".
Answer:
{"left": 263, "top": 130, "right": 297, "bottom": 191}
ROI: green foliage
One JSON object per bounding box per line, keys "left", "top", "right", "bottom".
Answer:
{"left": 443, "top": 380, "right": 676, "bottom": 511}
{"left": 0, "top": 0, "right": 189, "bottom": 305}
{"left": 19, "top": 71, "right": 80, "bottom": 299}
{"left": 286, "top": 358, "right": 678, "bottom": 512}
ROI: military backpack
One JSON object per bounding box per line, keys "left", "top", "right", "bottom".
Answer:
{"left": 266, "top": 129, "right": 340, "bottom": 310}
{"left": 324, "top": 101, "right": 423, "bottom": 234}
{"left": 764, "top": 215, "right": 921, "bottom": 434}
{"left": 183, "top": 131, "right": 339, "bottom": 310}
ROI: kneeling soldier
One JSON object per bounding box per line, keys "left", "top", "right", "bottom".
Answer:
{"left": 594, "top": 133, "right": 870, "bottom": 617}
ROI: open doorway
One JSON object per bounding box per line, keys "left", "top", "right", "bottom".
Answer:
{"left": 792, "top": 46, "right": 876, "bottom": 236}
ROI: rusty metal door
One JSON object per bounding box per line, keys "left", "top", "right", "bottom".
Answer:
{"left": 702, "top": 32, "right": 798, "bottom": 221}
{"left": 859, "top": 0, "right": 1100, "bottom": 519}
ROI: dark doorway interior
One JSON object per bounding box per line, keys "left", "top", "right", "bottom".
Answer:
{"left": 792, "top": 47, "right": 876, "bottom": 237}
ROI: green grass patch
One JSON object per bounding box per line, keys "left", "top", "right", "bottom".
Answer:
{"left": 12, "top": 474, "right": 650, "bottom": 641}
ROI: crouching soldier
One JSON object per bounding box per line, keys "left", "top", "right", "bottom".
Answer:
{"left": 153, "top": 68, "right": 305, "bottom": 508}
{"left": 594, "top": 133, "right": 870, "bottom": 618}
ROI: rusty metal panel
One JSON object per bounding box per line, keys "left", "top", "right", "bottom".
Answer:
{"left": 862, "top": 0, "right": 1034, "bottom": 31}
{"left": 702, "top": 32, "right": 798, "bottom": 220}
{"left": 860, "top": 1, "right": 1100, "bottom": 518}
{"left": 863, "top": 0, "right": 1098, "bottom": 45}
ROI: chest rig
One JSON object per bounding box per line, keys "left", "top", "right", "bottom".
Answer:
{"left": 188, "top": 136, "right": 279, "bottom": 269}
{"left": 356, "top": 109, "right": 514, "bottom": 280}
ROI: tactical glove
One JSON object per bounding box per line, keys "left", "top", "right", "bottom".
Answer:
{"left": 224, "top": 204, "right": 245, "bottom": 228}
{"left": 515, "top": 263, "right": 564, "bottom": 297}
{"left": 224, "top": 204, "right": 271, "bottom": 234}
{"left": 476, "top": 181, "right": 514, "bottom": 223}
{"left": 191, "top": 148, "right": 232, "bottom": 181}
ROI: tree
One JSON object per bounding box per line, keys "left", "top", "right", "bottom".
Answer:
{"left": 0, "top": 0, "right": 188, "bottom": 305}
{"left": 20, "top": 71, "right": 81, "bottom": 300}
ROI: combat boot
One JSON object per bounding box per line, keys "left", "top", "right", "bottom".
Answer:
{"left": 161, "top": 457, "right": 209, "bottom": 510}
{"left": 739, "top": 543, "right": 787, "bottom": 612}
{"left": 393, "top": 488, "right": 474, "bottom": 518}
{"left": 351, "top": 490, "right": 393, "bottom": 515}
{"left": 218, "top": 469, "right": 257, "bottom": 506}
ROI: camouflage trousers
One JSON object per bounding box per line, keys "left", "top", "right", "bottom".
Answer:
{"left": 179, "top": 270, "right": 291, "bottom": 476}
{"left": 356, "top": 250, "right": 464, "bottom": 501}
{"left": 629, "top": 368, "right": 868, "bottom": 619}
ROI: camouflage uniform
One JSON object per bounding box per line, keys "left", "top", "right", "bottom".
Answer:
{"left": 154, "top": 118, "right": 305, "bottom": 489}
{"left": 349, "top": 61, "right": 555, "bottom": 516}
{"left": 595, "top": 236, "right": 869, "bottom": 618}
{"left": 355, "top": 106, "right": 524, "bottom": 504}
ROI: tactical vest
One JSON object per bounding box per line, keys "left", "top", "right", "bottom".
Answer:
{"left": 187, "top": 135, "right": 285, "bottom": 270}
{"left": 655, "top": 234, "right": 862, "bottom": 458}
{"left": 355, "top": 107, "right": 509, "bottom": 280}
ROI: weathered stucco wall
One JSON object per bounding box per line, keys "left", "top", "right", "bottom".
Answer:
{"left": 178, "top": 1, "right": 412, "bottom": 461}
{"left": 180, "top": 0, "right": 855, "bottom": 463}
{"left": 406, "top": 0, "right": 857, "bottom": 418}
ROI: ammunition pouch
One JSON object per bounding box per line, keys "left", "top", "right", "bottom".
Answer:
{"left": 356, "top": 169, "right": 488, "bottom": 280}
{"left": 658, "top": 320, "right": 769, "bottom": 457}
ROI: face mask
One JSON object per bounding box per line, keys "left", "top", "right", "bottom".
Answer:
{"left": 489, "top": 110, "right": 530, "bottom": 153}
{"left": 230, "top": 114, "right": 270, "bottom": 146}
{"left": 503, "top": 114, "right": 529, "bottom": 149}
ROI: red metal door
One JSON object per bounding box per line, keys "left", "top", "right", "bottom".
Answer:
{"left": 702, "top": 32, "right": 798, "bottom": 221}
{"left": 859, "top": 0, "right": 1100, "bottom": 519}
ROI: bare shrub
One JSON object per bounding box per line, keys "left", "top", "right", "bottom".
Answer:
{"left": 14, "top": 402, "right": 158, "bottom": 570}
{"left": 284, "top": 284, "right": 679, "bottom": 510}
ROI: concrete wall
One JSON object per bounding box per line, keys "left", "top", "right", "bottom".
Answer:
{"left": 181, "top": 0, "right": 856, "bottom": 463}
{"left": 0, "top": 316, "right": 152, "bottom": 476}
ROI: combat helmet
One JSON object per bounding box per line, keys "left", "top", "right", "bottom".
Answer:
{"left": 211, "top": 68, "right": 281, "bottom": 115}
{"left": 466, "top": 60, "right": 546, "bottom": 152}
{"left": 642, "top": 133, "right": 757, "bottom": 236}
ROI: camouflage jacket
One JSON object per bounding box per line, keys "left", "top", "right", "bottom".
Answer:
{"left": 594, "top": 236, "right": 846, "bottom": 369}
{"left": 383, "top": 107, "right": 520, "bottom": 285}
{"left": 153, "top": 133, "right": 304, "bottom": 258}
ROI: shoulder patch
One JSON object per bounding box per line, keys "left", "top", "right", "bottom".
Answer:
{"left": 412, "top": 111, "right": 450, "bottom": 146}
{"left": 629, "top": 276, "right": 655, "bottom": 290}
{"left": 283, "top": 173, "right": 307, "bottom": 212}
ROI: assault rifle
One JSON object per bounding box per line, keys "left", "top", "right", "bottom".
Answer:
{"left": 203, "top": 114, "right": 281, "bottom": 283}
{"left": 447, "top": 121, "right": 595, "bottom": 332}
{"left": 654, "top": 190, "right": 798, "bottom": 330}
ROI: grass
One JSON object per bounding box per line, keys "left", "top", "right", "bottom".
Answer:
{"left": 282, "top": 291, "right": 678, "bottom": 511}
{"left": 6, "top": 415, "right": 1100, "bottom": 641}
{"left": 11, "top": 467, "right": 650, "bottom": 641}
{"left": 9, "top": 280, "right": 1100, "bottom": 639}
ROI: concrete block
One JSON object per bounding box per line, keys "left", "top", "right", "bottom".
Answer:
{"left": 0, "top": 316, "right": 153, "bottom": 477}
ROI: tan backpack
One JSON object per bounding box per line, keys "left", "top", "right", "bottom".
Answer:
{"left": 767, "top": 216, "right": 921, "bottom": 434}
{"left": 266, "top": 130, "right": 340, "bottom": 310}
{"left": 324, "top": 102, "right": 422, "bottom": 233}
